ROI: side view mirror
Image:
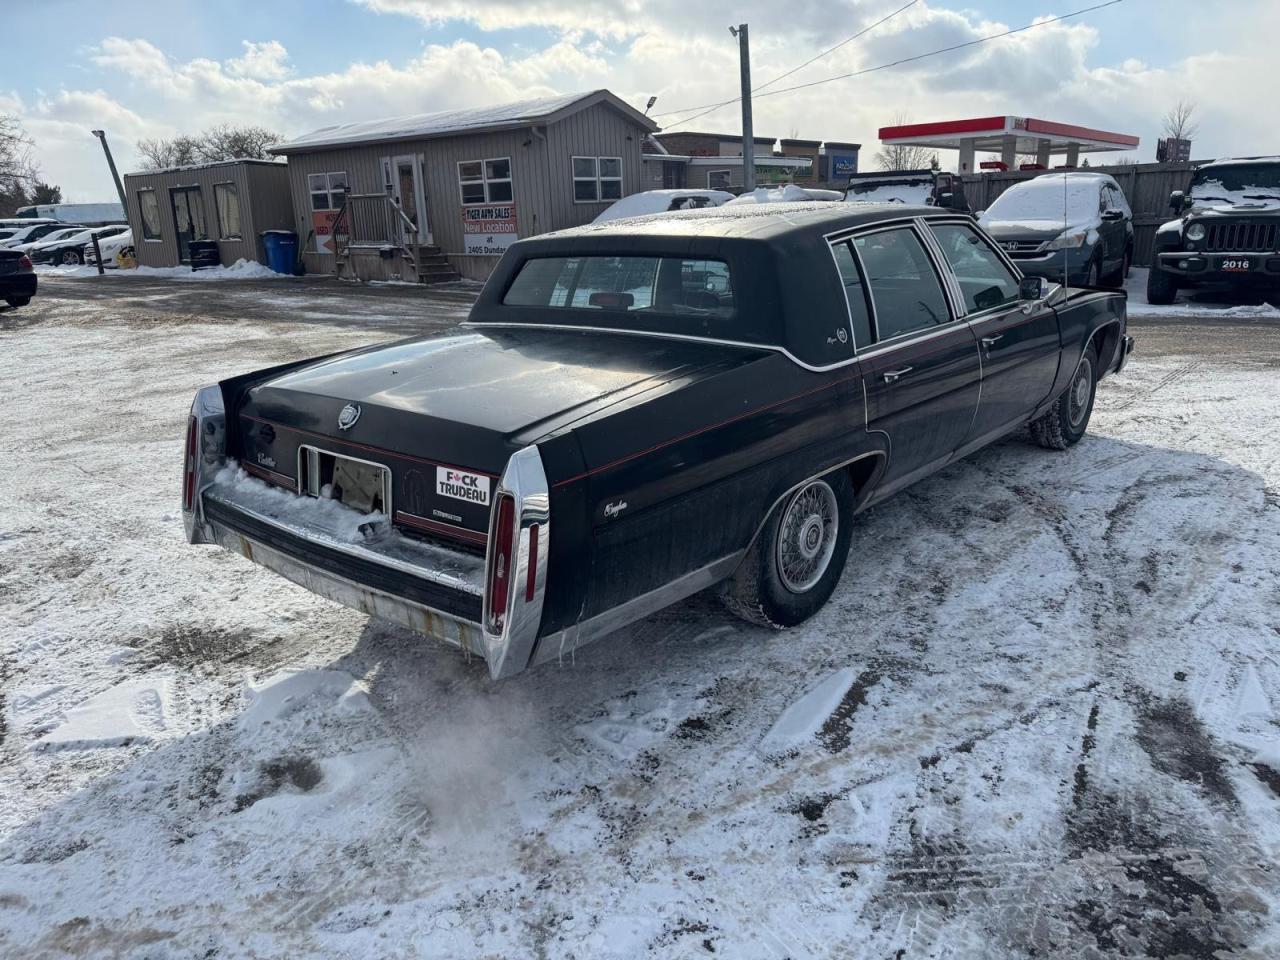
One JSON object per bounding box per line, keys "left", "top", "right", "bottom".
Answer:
{"left": 1101, "top": 209, "right": 1124, "bottom": 222}
{"left": 1169, "top": 190, "right": 1186, "bottom": 212}
{"left": 1019, "top": 275, "right": 1049, "bottom": 302}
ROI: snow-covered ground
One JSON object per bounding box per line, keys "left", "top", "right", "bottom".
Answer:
{"left": 1125, "top": 265, "right": 1280, "bottom": 319}
{"left": 36, "top": 259, "right": 285, "bottom": 281}
{"left": 2, "top": 293, "right": 1280, "bottom": 958}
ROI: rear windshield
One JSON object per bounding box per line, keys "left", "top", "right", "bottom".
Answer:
{"left": 503, "top": 255, "right": 734, "bottom": 323}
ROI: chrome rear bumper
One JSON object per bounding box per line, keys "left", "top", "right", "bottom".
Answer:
{"left": 207, "top": 519, "right": 488, "bottom": 657}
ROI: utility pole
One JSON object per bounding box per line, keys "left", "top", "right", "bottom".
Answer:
{"left": 91, "top": 130, "right": 128, "bottom": 210}
{"left": 730, "top": 24, "right": 755, "bottom": 192}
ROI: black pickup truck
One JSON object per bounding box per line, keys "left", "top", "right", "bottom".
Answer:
{"left": 183, "top": 203, "right": 1132, "bottom": 679}
{"left": 1148, "top": 156, "right": 1280, "bottom": 304}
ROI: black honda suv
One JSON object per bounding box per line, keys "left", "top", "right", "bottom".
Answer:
{"left": 1148, "top": 157, "right": 1280, "bottom": 304}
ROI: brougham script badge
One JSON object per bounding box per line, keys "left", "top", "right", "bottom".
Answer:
{"left": 337, "top": 403, "right": 362, "bottom": 431}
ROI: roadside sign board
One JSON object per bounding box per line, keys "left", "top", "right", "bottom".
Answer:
{"left": 462, "top": 204, "right": 518, "bottom": 256}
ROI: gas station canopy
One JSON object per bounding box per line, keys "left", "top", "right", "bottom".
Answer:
{"left": 878, "top": 115, "right": 1140, "bottom": 173}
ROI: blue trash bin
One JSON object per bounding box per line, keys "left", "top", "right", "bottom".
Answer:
{"left": 261, "top": 230, "right": 298, "bottom": 274}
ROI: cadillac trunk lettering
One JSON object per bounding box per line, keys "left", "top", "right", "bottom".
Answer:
{"left": 436, "top": 466, "right": 490, "bottom": 505}
{"left": 337, "top": 403, "right": 361, "bottom": 431}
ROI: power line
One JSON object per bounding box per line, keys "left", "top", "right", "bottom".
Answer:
{"left": 752, "top": 0, "right": 921, "bottom": 97}
{"left": 650, "top": 0, "right": 919, "bottom": 130}
{"left": 657, "top": 0, "right": 1125, "bottom": 130}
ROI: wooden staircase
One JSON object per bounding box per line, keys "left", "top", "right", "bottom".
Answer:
{"left": 332, "top": 194, "right": 461, "bottom": 284}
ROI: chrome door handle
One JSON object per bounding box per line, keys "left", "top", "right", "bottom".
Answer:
{"left": 981, "top": 334, "right": 1004, "bottom": 347}
{"left": 882, "top": 366, "right": 913, "bottom": 383}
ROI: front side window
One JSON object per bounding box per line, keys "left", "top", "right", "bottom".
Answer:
{"left": 214, "top": 182, "right": 241, "bottom": 240}
{"left": 459, "top": 158, "right": 512, "bottom": 205}
{"left": 138, "top": 189, "right": 161, "bottom": 240}
{"left": 927, "top": 222, "right": 1019, "bottom": 314}
{"left": 503, "top": 255, "right": 734, "bottom": 322}
{"left": 308, "top": 172, "right": 348, "bottom": 211}
{"left": 572, "top": 156, "right": 623, "bottom": 202}
{"left": 829, "top": 241, "right": 873, "bottom": 348}
{"left": 853, "top": 227, "right": 950, "bottom": 341}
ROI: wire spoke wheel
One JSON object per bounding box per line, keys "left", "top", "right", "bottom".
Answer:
{"left": 775, "top": 479, "right": 839, "bottom": 594}
{"left": 1068, "top": 354, "right": 1094, "bottom": 428}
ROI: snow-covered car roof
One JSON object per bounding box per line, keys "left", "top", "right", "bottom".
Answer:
{"left": 31, "top": 225, "right": 127, "bottom": 248}
{"left": 723, "top": 184, "right": 843, "bottom": 205}
{"left": 980, "top": 173, "right": 1111, "bottom": 224}
{"left": 592, "top": 189, "right": 734, "bottom": 224}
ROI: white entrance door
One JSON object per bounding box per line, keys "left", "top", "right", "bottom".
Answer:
{"left": 383, "top": 155, "right": 432, "bottom": 245}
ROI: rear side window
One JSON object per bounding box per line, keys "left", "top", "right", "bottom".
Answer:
{"left": 829, "top": 241, "right": 873, "bottom": 348}
{"left": 853, "top": 227, "right": 950, "bottom": 341}
{"left": 927, "top": 222, "right": 1019, "bottom": 314}
{"left": 503, "top": 256, "right": 734, "bottom": 320}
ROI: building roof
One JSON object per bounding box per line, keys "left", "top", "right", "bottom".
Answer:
{"left": 653, "top": 131, "right": 778, "bottom": 143}
{"left": 879, "top": 116, "right": 1139, "bottom": 154}
{"left": 123, "top": 157, "right": 285, "bottom": 178}
{"left": 271, "top": 90, "right": 658, "bottom": 154}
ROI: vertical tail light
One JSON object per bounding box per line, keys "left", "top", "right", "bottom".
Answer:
{"left": 17, "top": 255, "right": 33, "bottom": 273}
{"left": 183, "top": 416, "right": 197, "bottom": 511}
{"left": 486, "top": 494, "right": 516, "bottom": 632}
{"left": 524, "top": 523, "right": 540, "bottom": 602}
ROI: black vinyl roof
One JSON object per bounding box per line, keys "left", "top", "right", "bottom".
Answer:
{"left": 471, "top": 202, "right": 956, "bottom": 368}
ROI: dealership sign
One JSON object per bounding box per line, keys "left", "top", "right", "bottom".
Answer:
{"left": 832, "top": 155, "right": 857, "bottom": 178}
{"left": 462, "top": 204, "right": 518, "bottom": 255}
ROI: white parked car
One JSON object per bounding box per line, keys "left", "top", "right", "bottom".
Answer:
{"left": 593, "top": 189, "right": 734, "bottom": 223}
{"left": 27, "top": 225, "right": 129, "bottom": 265}
{"left": 9, "top": 227, "right": 88, "bottom": 255}
{"left": 1, "top": 221, "right": 81, "bottom": 249}
{"left": 86, "top": 228, "right": 134, "bottom": 268}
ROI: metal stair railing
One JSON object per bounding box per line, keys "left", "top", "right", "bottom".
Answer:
{"left": 331, "top": 193, "right": 421, "bottom": 280}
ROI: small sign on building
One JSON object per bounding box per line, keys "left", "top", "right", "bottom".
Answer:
{"left": 462, "top": 204, "right": 519, "bottom": 256}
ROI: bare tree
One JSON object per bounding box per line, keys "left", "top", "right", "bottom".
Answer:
{"left": 195, "top": 124, "right": 279, "bottom": 162}
{"left": 0, "top": 115, "right": 40, "bottom": 216}
{"left": 874, "top": 112, "right": 937, "bottom": 171}
{"left": 1162, "top": 100, "right": 1199, "bottom": 142}
{"left": 135, "top": 124, "right": 280, "bottom": 170}
{"left": 136, "top": 134, "right": 201, "bottom": 170}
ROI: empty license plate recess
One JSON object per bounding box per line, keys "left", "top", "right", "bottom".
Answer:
{"left": 298, "top": 445, "right": 392, "bottom": 515}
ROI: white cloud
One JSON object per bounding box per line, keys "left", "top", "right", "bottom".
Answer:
{"left": 9, "top": 1, "right": 1280, "bottom": 201}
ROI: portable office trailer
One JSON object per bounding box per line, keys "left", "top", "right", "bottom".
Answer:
{"left": 270, "top": 90, "right": 658, "bottom": 282}
{"left": 122, "top": 160, "right": 294, "bottom": 268}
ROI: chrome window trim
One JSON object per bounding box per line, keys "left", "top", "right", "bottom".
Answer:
{"left": 823, "top": 238, "right": 866, "bottom": 351}
{"left": 828, "top": 220, "right": 965, "bottom": 354}
{"left": 461, "top": 321, "right": 861, "bottom": 373}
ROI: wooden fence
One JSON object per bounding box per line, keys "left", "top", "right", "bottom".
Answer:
{"left": 960, "top": 161, "right": 1199, "bottom": 266}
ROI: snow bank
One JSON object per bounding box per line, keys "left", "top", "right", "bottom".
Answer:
{"left": 37, "top": 675, "right": 174, "bottom": 749}
{"left": 238, "top": 669, "right": 373, "bottom": 732}
{"left": 35, "top": 258, "right": 285, "bottom": 281}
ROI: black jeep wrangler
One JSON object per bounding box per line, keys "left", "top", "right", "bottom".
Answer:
{"left": 1148, "top": 157, "right": 1280, "bottom": 305}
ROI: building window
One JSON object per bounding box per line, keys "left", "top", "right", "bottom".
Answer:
{"left": 213, "top": 182, "right": 241, "bottom": 240}
{"left": 572, "top": 156, "right": 623, "bottom": 203}
{"left": 707, "top": 169, "right": 732, "bottom": 190}
{"left": 308, "top": 172, "right": 348, "bottom": 211}
{"left": 138, "top": 189, "right": 161, "bottom": 241}
{"left": 458, "top": 158, "right": 513, "bottom": 205}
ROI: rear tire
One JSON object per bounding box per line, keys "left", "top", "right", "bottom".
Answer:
{"left": 1146, "top": 264, "right": 1178, "bottom": 305}
{"left": 721, "top": 471, "right": 855, "bottom": 628}
{"left": 4, "top": 297, "right": 31, "bottom": 308}
{"left": 1030, "top": 347, "right": 1097, "bottom": 450}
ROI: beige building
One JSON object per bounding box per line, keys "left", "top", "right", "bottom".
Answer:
{"left": 269, "top": 90, "right": 658, "bottom": 282}
{"left": 122, "top": 160, "right": 294, "bottom": 268}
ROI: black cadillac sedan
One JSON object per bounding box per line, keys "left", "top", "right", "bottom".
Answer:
{"left": 0, "top": 249, "right": 36, "bottom": 308}
{"left": 182, "top": 202, "right": 1132, "bottom": 679}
